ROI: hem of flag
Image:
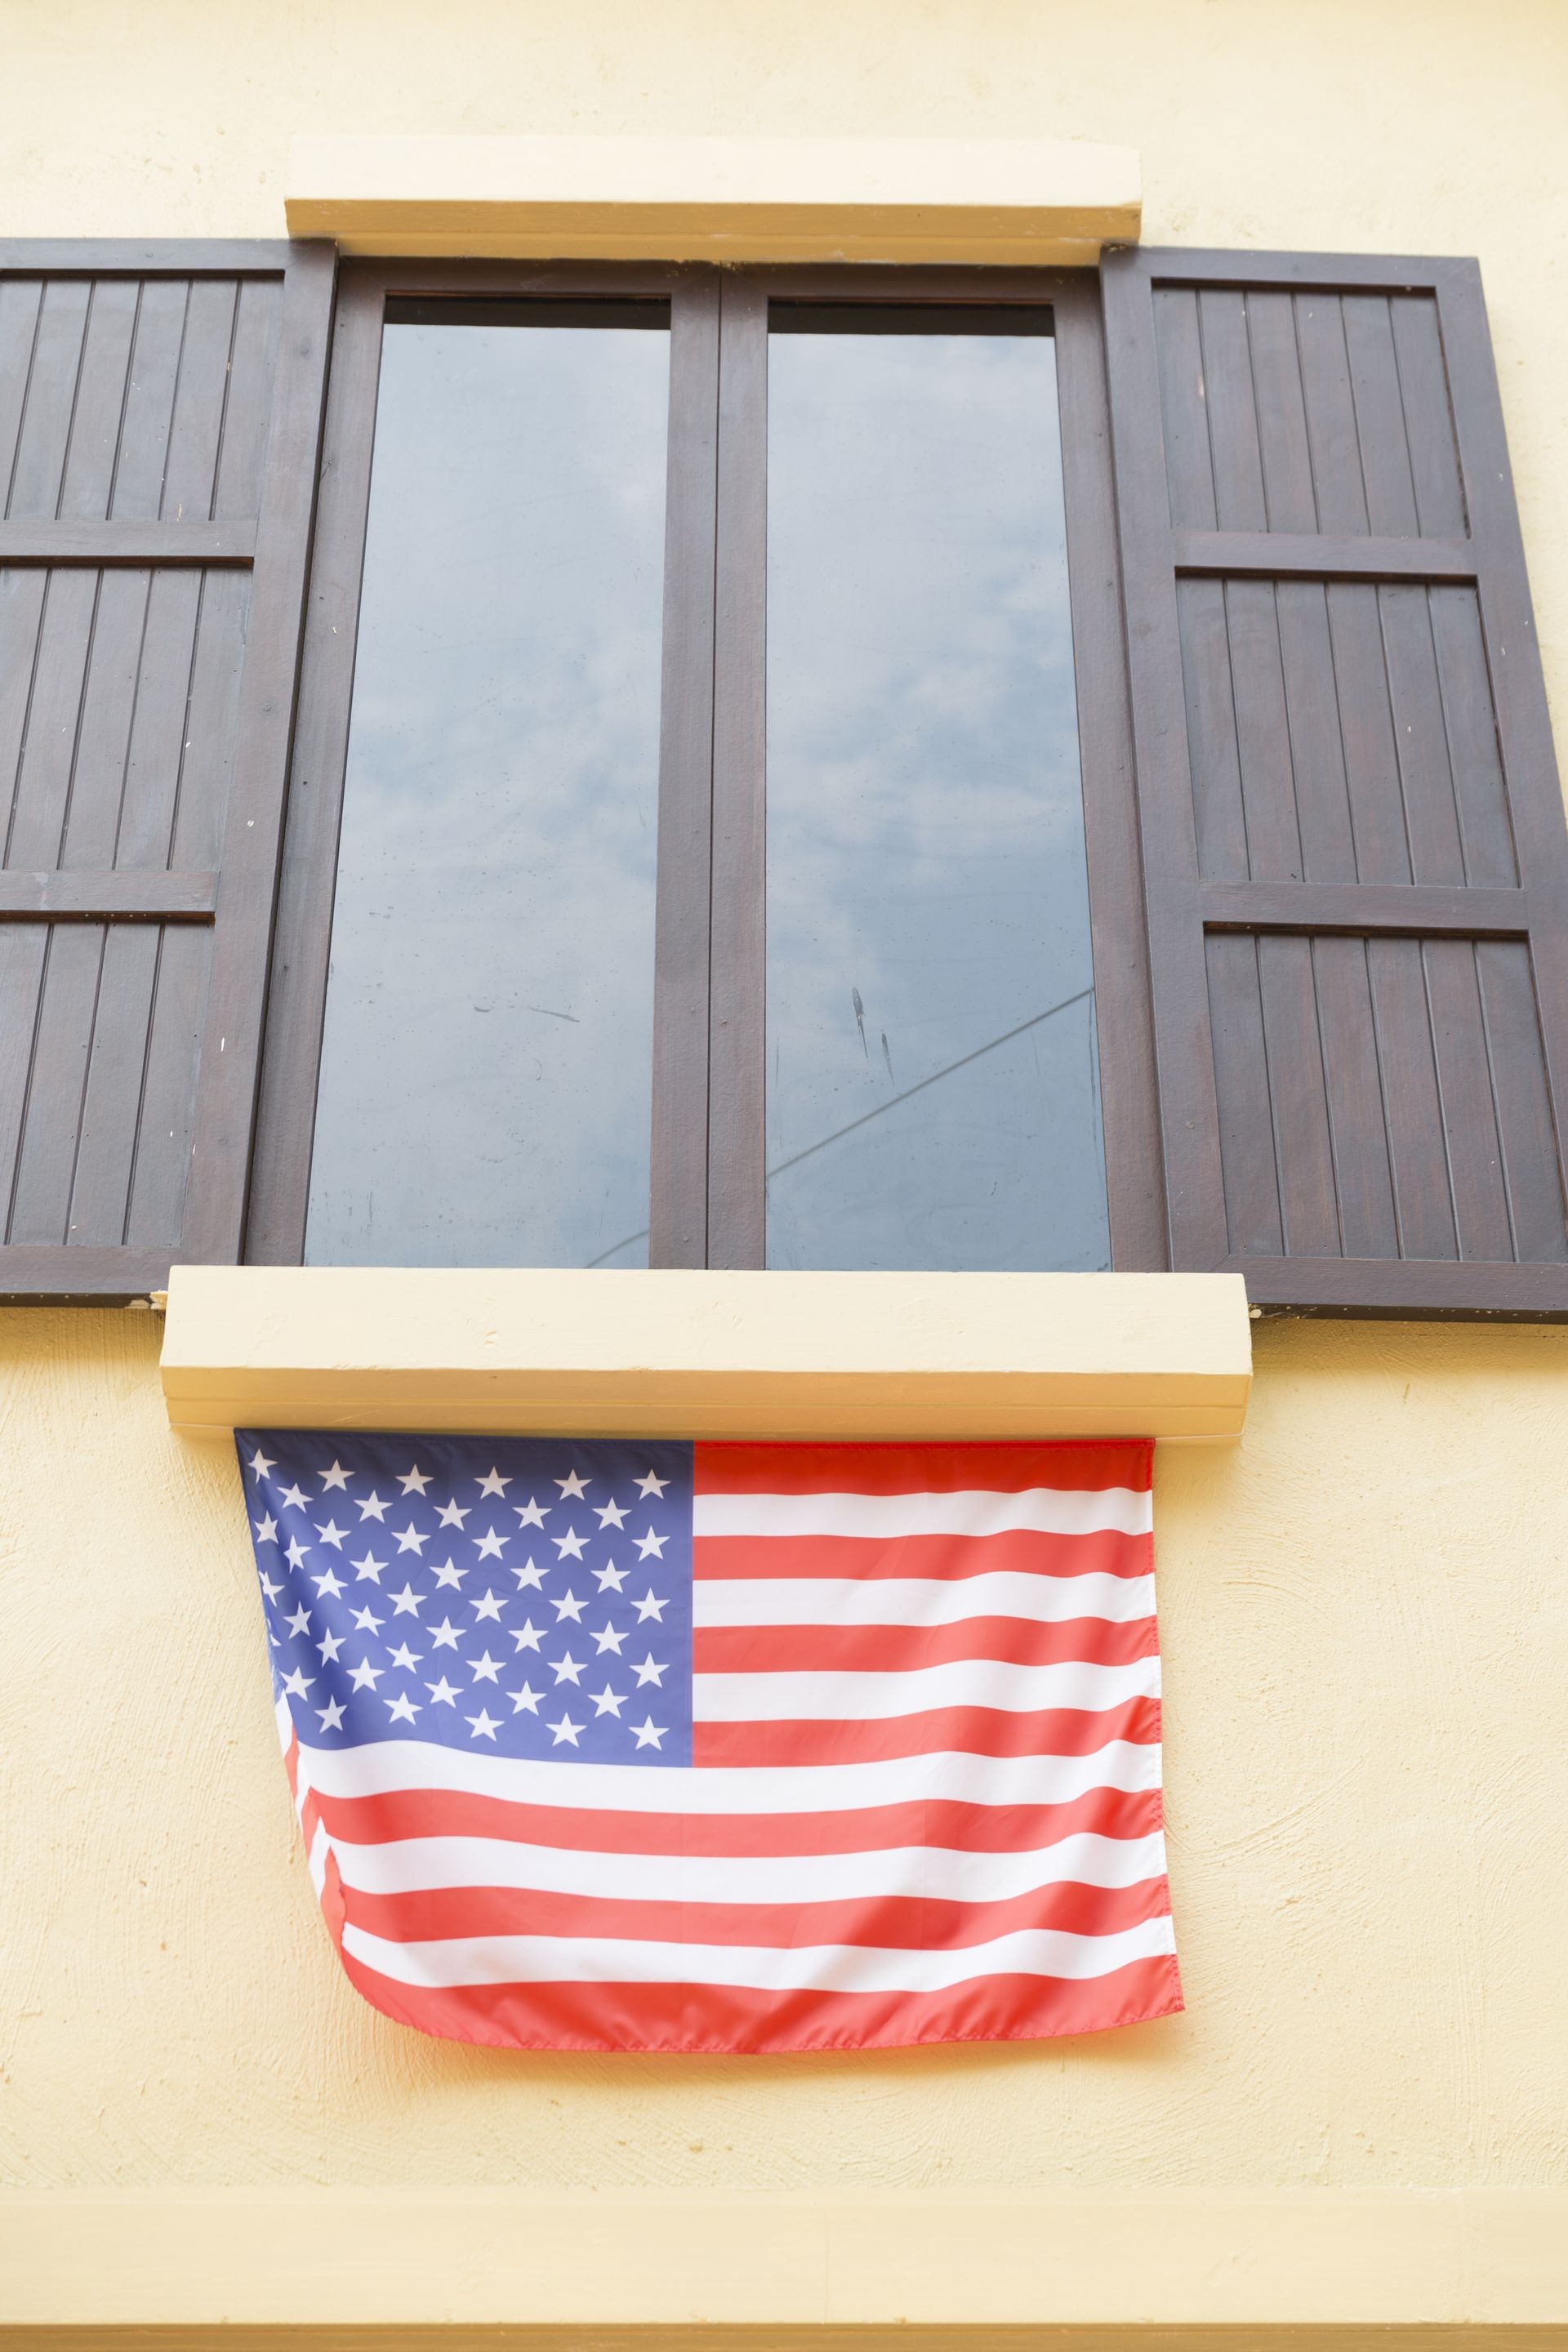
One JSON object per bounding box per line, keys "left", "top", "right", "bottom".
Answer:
{"left": 332, "top": 1946, "right": 1185, "bottom": 2057}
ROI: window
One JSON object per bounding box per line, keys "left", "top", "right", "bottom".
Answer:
{"left": 2, "top": 242, "right": 1566, "bottom": 1315}
{"left": 763, "top": 306, "right": 1107, "bottom": 1275}
{"left": 302, "top": 298, "right": 670, "bottom": 1270}
{"left": 264, "top": 263, "right": 1138, "bottom": 1280}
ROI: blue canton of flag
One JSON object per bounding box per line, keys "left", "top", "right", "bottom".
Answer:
{"left": 238, "top": 1432, "right": 694, "bottom": 1766}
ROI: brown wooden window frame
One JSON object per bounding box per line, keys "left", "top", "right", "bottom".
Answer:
{"left": 247, "top": 257, "right": 1167, "bottom": 1279}
{"left": 8, "top": 238, "right": 1565, "bottom": 1316}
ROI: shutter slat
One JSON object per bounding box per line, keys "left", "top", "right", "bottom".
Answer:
{"left": 59, "top": 281, "right": 140, "bottom": 521}
{"left": 7, "top": 922, "right": 103, "bottom": 1244}
{"left": 1382, "top": 583, "right": 1467, "bottom": 885}
{"left": 1177, "top": 578, "right": 1249, "bottom": 881}
{"left": 1103, "top": 246, "right": 1568, "bottom": 1313}
{"left": 1390, "top": 296, "right": 1468, "bottom": 537}
{"left": 125, "top": 924, "right": 208, "bottom": 1250}
{"left": 5, "top": 570, "right": 97, "bottom": 869}
{"left": 1367, "top": 935, "right": 1459, "bottom": 1261}
{"left": 1150, "top": 288, "right": 1214, "bottom": 529}
{"left": 1423, "top": 938, "right": 1514, "bottom": 1262}
{"left": 1276, "top": 581, "right": 1357, "bottom": 883}
{"left": 0, "top": 927, "right": 47, "bottom": 1205}
{"left": 1205, "top": 932, "right": 1283, "bottom": 1255}
{"left": 0, "top": 572, "right": 46, "bottom": 800}
{"left": 116, "top": 569, "right": 204, "bottom": 866}
{"left": 1197, "top": 291, "right": 1264, "bottom": 529}
{"left": 1246, "top": 293, "right": 1317, "bottom": 532}
{"left": 1295, "top": 295, "right": 1368, "bottom": 535}
{"left": 1229, "top": 581, "right": 1303, "bottom": 878}
{"left": 8, "top": 281, "right": 91, "bottom": 519}
{"left": 1477, "top": 943, "right": 1568, "bottom": 1265}
{"left": 67, "top": 921, "right": 161, "bottom": 1245}
{"left": 63, "top": 569, "right": 149, "bottom": 870}
{"left": 163, "top": 278, "right": 238, "bottom": 523}
{"left": 1343, "top": 296, "right": 1421, "bottom": 537}
{"left": 1258, "top": 932, "right": 1340, "bottom": 1254}
{"left": 169, "top": 568, "right": 248, "bottom": 870}
{"left": 214, "top": 279, "right": 283, "bottom": 520}
{"left": 0, "top": 240, "right": 333, "bottom": 1299}
{"left": 111, "top": 279, "right": 188, "bottom": 522}
{"left": 1312, "top": 935, "right": 1401, "bottom": 1257}
{"left": 1328, "top": 583, "right": 1411, "bottom": 882}
{"left": 1430, "top": 587, "right": 1516, "bottom": 887}
{"left": 0, "top": 280, "right": 45, "bottom": 494}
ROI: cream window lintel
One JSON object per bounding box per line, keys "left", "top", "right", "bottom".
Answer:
{"left": 283, "top": 135, "right": 1141, "bottom": 266}
{"left": 158, "top": 1267, "right": 1250, "bottom": 1443}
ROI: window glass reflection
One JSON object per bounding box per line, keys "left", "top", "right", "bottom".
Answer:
{"left": 305, "top": 301, "right": 669, "bottom": 1268}
{"left": 764, "top": 307, "right": 1110, "bottom": 1272}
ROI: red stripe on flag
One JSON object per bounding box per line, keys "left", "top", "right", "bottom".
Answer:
{"left": 692, "top": 1528, "right": 1152, "bottom": 1582}
{"left": 692, "top": 1697, "right": 1161, "bottom": 1768}
{"left": 694, "top": 1440, "right": 1153, "bottom": 1496}
{"left": 336, "top": 1875, "right": 1170, "bottom": 1953}
{"left": 337, "top": 1949, "right": 1183, "bottom": 2055}
{"left": 693, "top": 1615, "right": 1157, "bottom": 1675}
{"left": 312, "top": 1784, "right": 1165, "bottom": 1859}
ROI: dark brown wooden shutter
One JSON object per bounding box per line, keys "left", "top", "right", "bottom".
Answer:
{"left": 1102, "top": 247, "right": 1568, "bottom": 1314}
{"left": 0, "top": 239, "right": 333, "bottom": 1300}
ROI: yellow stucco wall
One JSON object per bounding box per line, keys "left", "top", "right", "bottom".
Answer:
{"left": 4, "top": 1305, "right": 1568, "bottom": 2203}
{"left": 3, "top": 0, "right": 1568, "bottom": 2328}
{"left": 6, "top": 0, "right": 1568, "bottom": 748}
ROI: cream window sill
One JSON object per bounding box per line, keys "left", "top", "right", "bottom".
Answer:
{"left": 283, "top": 134, "right": 1141, "bottom": 265}
{"left": 159, "top": 1267, "right": 1250, "bottom": 1443}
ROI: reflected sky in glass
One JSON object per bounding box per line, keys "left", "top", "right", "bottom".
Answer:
{"left": 764, "top": 311, "right": 1110, "bottom": 1273}
{"left": 305, "top": 304, "right": 669, "bottom": 1268}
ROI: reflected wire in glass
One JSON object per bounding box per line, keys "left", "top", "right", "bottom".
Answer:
{"left": 764, "top": 305, "right": 1110, "bottom": 1272}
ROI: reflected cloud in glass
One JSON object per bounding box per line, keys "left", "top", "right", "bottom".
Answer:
{"left": 305, "top": 305, "right": 669, "bottom": 1268}
{"left": 764, "top": 312, "right": 1111, "bottom": 1273}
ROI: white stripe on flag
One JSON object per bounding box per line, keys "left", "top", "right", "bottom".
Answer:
{"left": 306, "top": 1819, "right": 330, "bottom": 1896}
{"left": 297, "top": 1737, "right": 1163, "bottom": 1811}
{"left": 693, "top": 1570, "right": 1155, "bottom": 1628}
{"left": 342, "top": 1913, "right": 1177, "bottom": 1993}
{"left": 693, "top": 1487, "right": 1152, "bottom": 1540}
{"left": 329, "top": 1828, "right": 1172, "bottom": 1904}
{"left": 692, "top": 1656, "right": 1160, "bottom": 1721}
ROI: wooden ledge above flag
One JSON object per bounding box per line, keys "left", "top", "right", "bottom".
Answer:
{"left": 158, "top": 1267, "right": 1250, "bottom": 1443}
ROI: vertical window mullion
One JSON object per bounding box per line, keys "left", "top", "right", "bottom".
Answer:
{"left": 705, "top": 271, "right": 769, "bottom": 1267}
{"left": 648, "top": 268, "right": 722, "bottom": 1267}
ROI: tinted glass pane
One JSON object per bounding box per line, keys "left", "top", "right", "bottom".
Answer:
{"left": 305, "top": 302, "right": 668, "bottom": 1268}
{"left": 764, "top": 309, "right": 1109, "bottom": 1272}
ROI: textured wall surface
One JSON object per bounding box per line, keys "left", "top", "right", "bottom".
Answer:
{"left": 3, "top": 1311, "right": 1566, "bottom": 2191}
{"left": 2, "top": 0, "right": 1568, "bottom": 2236}
{"left": 3, "top": 0, "right": 1567, "bottom": 755}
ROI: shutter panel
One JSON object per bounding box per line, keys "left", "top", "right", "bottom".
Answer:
{"left": 1102, "top": 247, "right": 1568, "bottom": 1314}
{"left": 0, "top": 240, "right": 334, "bottom": 1300}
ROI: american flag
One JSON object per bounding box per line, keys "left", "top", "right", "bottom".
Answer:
{"left": 238, "top": 1432, "right": 1180, "bottom": 2054}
